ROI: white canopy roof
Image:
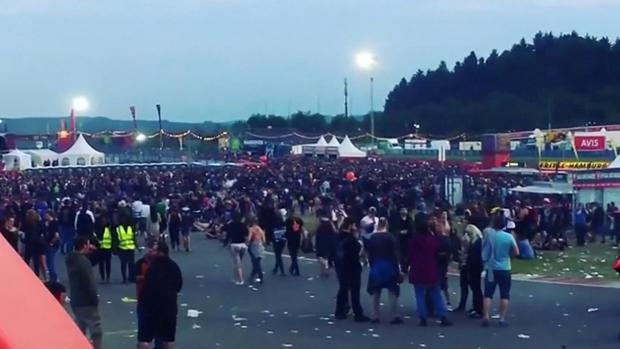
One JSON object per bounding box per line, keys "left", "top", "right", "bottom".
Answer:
{"left": 609, "top": 156, "right": 620, "bottom": 169}
{"left": 316, "top": 135, "right": 328, "bottom": 146}
{"left": 327, "top": 136, "right": 340, "bottom": 146}
{"left": 3, "top": 149, "right": 32, "bottom": 170}
{"left": 338, "top": 136, "right": 366, "bottom": 158}
{"left": 59, "top": 134, "right": 105, "bottom": 166}
{"left": 24, "top": 149, "right": 59, "bottom": 167}
{"left": 510, "top": 185, "right": 573, "bottom": 195}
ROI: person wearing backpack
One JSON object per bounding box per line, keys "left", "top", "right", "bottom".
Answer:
{"left": 334, "top": 218, "right": 369, "bottom": 322}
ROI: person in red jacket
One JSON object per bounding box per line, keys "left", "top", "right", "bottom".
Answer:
{"left": 408, "top": 213, "right": 452, "bottom": 327}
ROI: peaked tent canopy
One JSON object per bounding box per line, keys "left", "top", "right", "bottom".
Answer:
{"left": 2, "top": 149, "right": 32, "bottom": 170}
{"left": 338, "top": 136, "right": 366, "bottom": 158}
{"left": 24, "top": 149, "right": 59, "bottom": 167}
{"left": 609, "top": 156, "right": 620, "bottom": 169}
{"left": 327, "top": 136, "right": 340, "bottom": 146}
{"left": 316, "top": 135, "right": 328, "bottom": 146}
{"left": 59, "top": 134, "right": 105, "bottom": 166}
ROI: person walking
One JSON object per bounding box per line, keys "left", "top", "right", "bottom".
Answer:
{"left": 315, "top": 211, "right": 338, "bottom": 277}
{"left": 75, "top": 203, "right": 95, "bottom": 238}
{"left": 272, "top": 209, "right": 287, "bottom": 276}
{"left": 285, "top": 215, "right": 304, "bottom": 276}
{"left": 139, "top": 242, "right": 183, "bottom": 349}
{"left": 96, "top": 215, "right": 113, "bottom": 283}
{"left": 481, "top": 211, "right": 519, "bottom": 327}
{"left": 136, "top": 239, "right": 163, "bottom": 349}
{"left": 224, "top": 212, "right": 249, "bottom": 285}
{"left": 66, "top": 236, "right": 103, "bottom": 349}
{"left": 366, "top": 217, "right": 403, "bottom": 324}
{"left": 117, "top": 215, "right": 137, "bottom": 283}
{"left": 408, "top": 213, "right": 452, "bottom": 327}
{"left": 43, "top": 211, "right": 60, "bottom": 282}
{"left": 146, "top": 205, "right": 161, "bottom": 241}
{"left": 334, "top": 218, "right": 370, "bottom": 322}
{"left": 247, "top": 217, "right": 266, "bottom": 284}
{"left": 180, "top": 206, "right": 193, "bottom": 252}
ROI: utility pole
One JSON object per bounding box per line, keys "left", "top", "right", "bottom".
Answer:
{"left": 344, "top": 78, "right": 349, "bottom": 118}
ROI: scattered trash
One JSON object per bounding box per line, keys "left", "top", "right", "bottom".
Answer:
{"left": 325, "top": 336, "right": 332, "bottom": 339}
{"left": 180, "top": 303, "right": 188, "bottom": 307}
{"left": 187, "top": 309, "right": 202, "bottom": 318}
{"left": 587, "top": 308, "right": 599, "bottom": 313}
{"left": 517, "top": 334, "right": 531, "bottom": 339}
{"left": 267, "top": 331, "right": 274, "bottom": 335}
{"left": 195, "top": 275, "right": 205, "bottom": 279}
{"left": 232, "top": 315, "right": 248, "bottom": 321}
{"left": 192, "top": 324, "right": 201, "bottom": 329}
{"left": 290, "top": 330, "right": 299, "bottom": 334}
{"left": 121, "top": 297, "right": 137, "bottom": 303}
{"left": 372, "top": 334, "right": 380, "bottom": 338}
{"left": 282, "top": 344, "right": 293, "bottom": 348}
{"left": 345, "top": 330, "right": 352, "bottom": 334}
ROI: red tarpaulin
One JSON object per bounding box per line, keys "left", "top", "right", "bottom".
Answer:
{"left": 0, "top": 237, "right": 91, "bottom": 349}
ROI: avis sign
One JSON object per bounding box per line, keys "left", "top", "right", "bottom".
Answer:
{"left": 574, "top": 135, "right": 606, "bottom": 151}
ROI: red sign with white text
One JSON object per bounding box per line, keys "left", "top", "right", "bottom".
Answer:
{"left": 574, "top": 135, "right": 606, "bottom": 151}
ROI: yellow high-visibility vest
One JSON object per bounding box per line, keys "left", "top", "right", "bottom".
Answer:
{"left": 117, "top": 225, "right": 136, "bottom": 251}
{"left": 100, "top": 227, "right": 112, "bottom": 250}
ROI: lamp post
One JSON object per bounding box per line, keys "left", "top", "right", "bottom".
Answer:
{"left": 355, "top": 51, "right": 377, "bottom": 145}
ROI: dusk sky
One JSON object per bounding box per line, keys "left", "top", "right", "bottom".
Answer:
{"left": 1, "top": 0, "right": 619, "bottom": 122}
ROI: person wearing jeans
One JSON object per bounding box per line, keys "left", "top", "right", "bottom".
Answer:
{"left": 44, "top": 211, "right": 60, "bottom": 282}
{"left": 408, "top": 212, "right": 452, "bottom": 326}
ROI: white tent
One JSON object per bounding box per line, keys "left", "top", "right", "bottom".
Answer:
{"left": 2, "top": 149, "right": 32, "bottom": 170}
{"left": 24, "top": 149, "right": 59, "bottom": 167}
{"left": 338, "top": 136, "right": 366, "bottom": 158}
{"left": 327, "top": 136, "right": 340, "bottom": 147}
{"left": 316, "top": 135, "right": 328, "bottom": 146}
{"left": 609, "top": 156, "right": 620, "bottom": 169}
{"left": 59, "top": 134, "right": 105, "bottom": 166}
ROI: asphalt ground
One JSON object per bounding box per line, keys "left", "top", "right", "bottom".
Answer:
{"left": 54, "top": 234, "right": 620, "bottom": 349}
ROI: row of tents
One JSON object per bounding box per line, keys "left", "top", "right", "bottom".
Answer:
{"left": 292, "top": 135, "right": 367, "bottom": 158}
{"left": 2, "top": 134, "right": 105, "bottom": 170}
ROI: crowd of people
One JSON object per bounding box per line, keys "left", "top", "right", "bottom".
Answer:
{"left": 0, "top": 157, "right": 614, "bottom": 348}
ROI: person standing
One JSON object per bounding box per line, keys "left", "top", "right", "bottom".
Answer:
{"left": 66, "top": 236, "right": 103, "bottom": 349}
{"left": 408, "top": 213, "right": 452, "bottom": 327}
{"left": 44, "top": 211, "right": 60, "bottom": 282}
{"left": 334, "top": 218, "right": 370, "bottom": 322}
{"left": 146, "top": 205, "right": 161, "bottom": 241}
{"left": 285, "top": 215, "right": 304, "bottom": 276}
{"left": 391, "top": 208, "right": 413, "bottom": 273}
{"left": 247, "top": 217, "right": 266, "bottom": 284}
{"left": 139, "top": 242, "right": 183, "bottom": 349}
{"left": 96, "top": 215, "right": 113, "bottom": 283}
{"left": 167, "top": 207, "right": 182, "bottom": 252}
{"left": 435, "top": 211, "right": 454, "bottom": 310}
{"left": 0, "top": 216, "right": 19, "bottom": 253}
{"left": 180, "top": 206, "right": 193, "bottom": 252}
{"left": 23, "top": 209, "right": 47, "bottom": 280}
{"left": 460, "top": 222, "right": 484, "bottom": 318}
{"left": 117, "top": 215, "right": 137, "bottom": 283}
{"left": 481, "top": 212, "right": 519, "bottom": 327}
{"left": 75, "top": 203, "right": 95, "bottom": 238}
{"left": 366, "top": 217, "right": 403, "bottom": 324}
{"left": 58, "top": 199, "right": 76, "bottom": 254}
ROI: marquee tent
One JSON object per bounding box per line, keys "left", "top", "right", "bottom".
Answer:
{"left": 316, "top": 135, "right": 328, "bottom": 146}
{"left": 24, "top": 149, "right": 59, "bottom": 167}
{"left": 2, "top": 149, "right": 32, "bottom": 170}
{"left": 59, "top": 134, "right": 105, "bottom": 166}
{"left": 327, "top": 136, "right": 340, "bottom": 147}
{"left": 338, "top": 136, "right": 366, "bottom": 158}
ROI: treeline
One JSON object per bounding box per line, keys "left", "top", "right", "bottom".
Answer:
{"left": 383, "top": 32, "right": 620, "bottom": 135}
{"left": 231, "top": 32, "right": 620, "bottom": 137}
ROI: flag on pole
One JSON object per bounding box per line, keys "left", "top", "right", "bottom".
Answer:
{"left": 130, "top": 106, "right": 137, "bottom": 130}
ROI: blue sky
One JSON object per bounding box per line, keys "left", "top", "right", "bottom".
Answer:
{"left": 0, "top": 0, "right": 619, "bottom": 122}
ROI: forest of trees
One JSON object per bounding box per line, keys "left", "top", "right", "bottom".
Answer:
{"left": 231, "top": 32, "right": 620, "bottom": 137}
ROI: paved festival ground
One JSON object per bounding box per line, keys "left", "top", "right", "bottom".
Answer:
{"left": 57, "top": 235, "right": 620, "bottom": 349}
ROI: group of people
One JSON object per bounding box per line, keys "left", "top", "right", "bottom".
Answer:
{"left": 0, "top": 156, "right": 610, "bottom": 348}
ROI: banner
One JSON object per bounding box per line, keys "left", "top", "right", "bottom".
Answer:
{"left": 539, "top": 161, "right": 609, "bottom": 171}
{"left": 574, "top": 135, "right": 606, "bottom": 151}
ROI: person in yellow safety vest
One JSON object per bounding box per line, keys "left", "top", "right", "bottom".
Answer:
{"left": 117, "top": 215, "right": 137, "bottom": 284}
{"left": 96, "top": 215, "right": 113, "bottom": 283}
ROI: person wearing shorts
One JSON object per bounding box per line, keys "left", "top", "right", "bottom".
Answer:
{"left": 481, "top": 211, "right": 519, "bottom": 327}
{"left": 224, "top": 213, "right": 249, "bottom": 285}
